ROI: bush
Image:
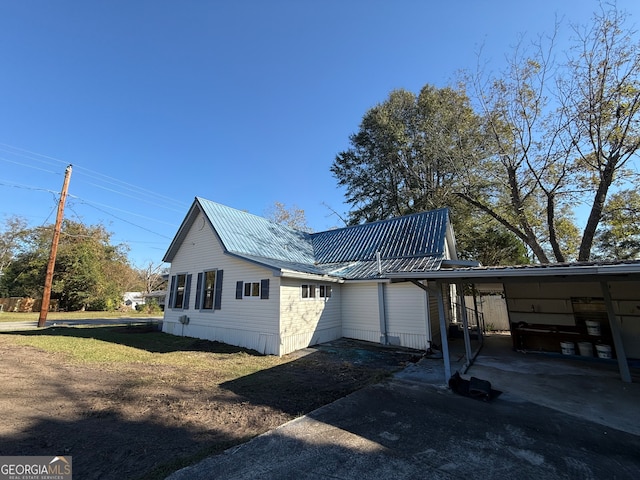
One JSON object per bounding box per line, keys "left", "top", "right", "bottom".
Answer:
{"left": 136, "top": 299, "right": 162, "bottom": 315}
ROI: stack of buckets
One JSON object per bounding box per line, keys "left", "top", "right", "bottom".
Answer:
{"left": 560, "top": 320, "right": 612, "bottom": 359}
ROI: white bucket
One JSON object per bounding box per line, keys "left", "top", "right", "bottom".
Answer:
{"left": 578, "top": 341, "right": 594, "bottom": 357}
{"left": 595, "top": 344, "right": 612, "bottom": 359}
{"left": 560, "top": 341, "right": 575, "bottom": 355}
{"left": 585, "top": 320, "right": 601, "bottom": 336}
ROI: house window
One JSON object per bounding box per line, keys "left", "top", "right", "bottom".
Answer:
{"left": 236, "top": 279, "right": 269, "bottom": 300}
{"left": 319, "top": 284, "right": 332, "bottom": 298}
{"left": 244, "top": 281, "right": 261, "bottom": 298}
{"left": 202, "top": 270, "right": 217, "bottom": 309}
{"left": 174, "top": 274, "right": 186, "bottom": 308}
{"left": 196, "top": 269, "right": 224, "bottom": 310}
{"left": 169, "top": 273, "right": 191, "bottom": 310}
{"left": 302, "top": 284, "right": 316, "bottom": 299}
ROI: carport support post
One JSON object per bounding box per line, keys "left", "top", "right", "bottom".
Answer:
{"left": 456, "top": 283, "right": 473, "bottom": 366}
{"left": 600, "top": 282, "right": 632, "bottom": 383}
{"left": 432, "top": 282, "right": 452, "bottom": 382}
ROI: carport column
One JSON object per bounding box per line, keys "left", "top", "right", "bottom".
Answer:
{"left": 600, "top": 282, "right": 632, "bottom": 383}
{"left": 430, "top": 281, "right": 452, "bottom": 382}
{"left": 456, "top": 283, "right": 473, "bottom": 365}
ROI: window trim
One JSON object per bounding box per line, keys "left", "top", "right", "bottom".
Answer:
{"left": 236, "top": 279, "right": 270, "bottom": 300}
{"left": 302, "top": 283, "right": 332, "bottom": 300}
{"left": 170, "top": 273, "right": 191, "bottom": 310}
{"left": 243, "top": 281, "right": 261, "bottom": 299}
{"left": 301, "top": 284, "right": 316, "bottom": 299}
{"left": 195, "top": 269, "right": 224, "bottom": 311}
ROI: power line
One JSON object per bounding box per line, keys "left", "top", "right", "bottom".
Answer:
{"left": 0, "top": 144, "right": 189, "bottom": 260}
{"left": 0, "top": 143, "right": 189, "bottom": 212}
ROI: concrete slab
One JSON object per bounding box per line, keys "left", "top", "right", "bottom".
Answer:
{"left": 167, "top": 334, "right": 640, "bottom": 480}
{"left": 466, "top": 334, "right": 640, "bottom": 436}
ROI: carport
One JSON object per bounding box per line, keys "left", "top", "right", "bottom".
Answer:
{"left": 389, "top": 260, "right": 640, "bottom": 384}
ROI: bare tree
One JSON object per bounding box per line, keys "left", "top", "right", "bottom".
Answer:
{"left": 265, "top": 201, "right": 313, "bottom": 232}
{"left": 463, "top": 4, "right": 640, "bottom": 262}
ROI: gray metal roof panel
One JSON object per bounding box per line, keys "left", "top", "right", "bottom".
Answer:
{"left": 167, "top": 198, "right": 451, "bottom": 280}
{"left": 325, "top": 254, "right": 444, "bottom": 279}
{"left": 197, "top": 197, "right": 315, "bottom": 264}
{"left": 228, "top": 252, "right": 331, "bottom": 276}
{"left": 310, "top": 208, "right": 448, "bottom": 264}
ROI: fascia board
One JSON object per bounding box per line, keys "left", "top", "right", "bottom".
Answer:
{"left": 278, "top": 269, "right": 344, "bottom": 283}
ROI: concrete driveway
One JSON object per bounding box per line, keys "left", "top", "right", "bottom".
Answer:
{"left": 167, "top": 335, "right": 640, "bottom": 479}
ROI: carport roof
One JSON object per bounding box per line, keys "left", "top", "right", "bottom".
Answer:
{"left": 387, "top": 259, "right": 640, "bottom": 283}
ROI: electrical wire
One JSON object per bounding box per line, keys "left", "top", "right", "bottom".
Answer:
{"left": 0, "top": 144, "right": 188, "bottom": 260}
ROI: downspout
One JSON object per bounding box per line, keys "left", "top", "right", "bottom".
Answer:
{"left": 376, "top": 252, "right": 389, "bottom": 346}
{"left": 378, "top": 282, "right": 388, "bottom": 345}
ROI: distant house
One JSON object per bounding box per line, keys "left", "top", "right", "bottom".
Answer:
{"left": 161, "top": 197, "right": 471, "bottom": 355}
{"left": 123, "top": 292, "right": 145, "bottom": 309}
{"left": 143, "top": 290, "right": 167, "bottom": 310}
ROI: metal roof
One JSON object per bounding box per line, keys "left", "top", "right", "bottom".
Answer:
{"left": 197, "top": 198, "right": 315, "bottom": 264}
{"left": 165, "top": 198, "right": 451, "bottom": 280}
{"left": 386, "top": 259, "right": 640, "bottom": 283}
{"left": 311, "top": 208, "right": 448, "bottom": 263}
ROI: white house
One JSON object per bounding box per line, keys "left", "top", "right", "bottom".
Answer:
{"left": 123, "top": 291, "right": 145, "bottom": 309}
{"left": 161, "top": 197, "right": 468, "bottom": 356}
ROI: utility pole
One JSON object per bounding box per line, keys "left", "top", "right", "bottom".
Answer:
{"left": 38, "top": 165, "right": 72, "bottom": 328}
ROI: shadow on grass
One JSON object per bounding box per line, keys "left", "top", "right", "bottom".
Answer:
{"left": 220, "top": 340, "right": 421, "bottom": 415}
{"left": 0, "top": 330, "right": 420, "bottom": 479}
{"left": 1, "top": 325, "right": 263, "bottom": 355}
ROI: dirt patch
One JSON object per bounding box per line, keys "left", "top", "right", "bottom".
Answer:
{"left": 0, "top": 335, "right": 418, "bottom": 479}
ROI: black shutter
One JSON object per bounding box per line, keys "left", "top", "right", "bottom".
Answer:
{"left": 195, "top": 272, "right": 203, "bottom": 310}
{"left": 260, "top": 279, "right": 270, "bottom": 299}
{"left": 168, "top": 275, "right": 176, "bottom": 308}
{"left": 236, "top": 281, "right": 244, "bottom": 299}
{"left": 183, "top": 274, "right": 192, "bottom": 310}
{"left": 214, "top": 270, "right": 224, "bottom": 310}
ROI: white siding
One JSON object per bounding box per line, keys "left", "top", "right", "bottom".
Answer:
{"left": 341, "top": 282, "right": 381, "bottom": 344}
{"left": 385, "top": 283, "right": 429, "bottom": 350}
{"left": 163, "top": 211, "right": 281, "bottom": 355}
{"left": 278, "top": 278, "right": 342, "bottom": 354}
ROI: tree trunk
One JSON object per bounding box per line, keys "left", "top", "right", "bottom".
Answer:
{"left": 578, "top": 161, "right": 616, "bottom": 261}
{"left": 456, "top": 192, "right": 550, "bottom": 263}
{"left": 546, "top": 194, "right": 566, "bottom": 262}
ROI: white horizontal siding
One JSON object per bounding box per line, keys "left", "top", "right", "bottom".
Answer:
{"left": 279, "top": 278, "right": 342, "bottom": 354}
{"left": 341, "top": 282, "right": 381, "bottom": 344}
{"left": 163, "top": 211, "right": 281, "bottom": 354}
{"left": 385, "top": 283, "right": 429, "bottom": 350}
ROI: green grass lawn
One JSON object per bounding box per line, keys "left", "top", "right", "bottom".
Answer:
{"left": 1, "top": 324, "right": 281, "bottom": 375}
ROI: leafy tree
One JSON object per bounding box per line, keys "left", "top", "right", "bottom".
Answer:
{"left": 463, "top": 4, "right": 640, "bottom": 262}
{"left": 593, "top": 189, "right": 640, "bottom": 259}
{"left": 0, "top": 215, "right": 29, "bottom": 276}
{"left": 332, "top": 86, "right": 526, "bottom": 264}
{"left": 3, "top": 220, "right": 137, "bottom": 311}
{"left": 333, "top": 87, "right": 482, "bottom": 223}
{"left": 334, "top": 4, "right": 640, "bottom": 264}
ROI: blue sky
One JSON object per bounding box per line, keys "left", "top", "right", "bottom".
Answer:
{"left": 1, "top": 0, "right": 638, "bottom": 267}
